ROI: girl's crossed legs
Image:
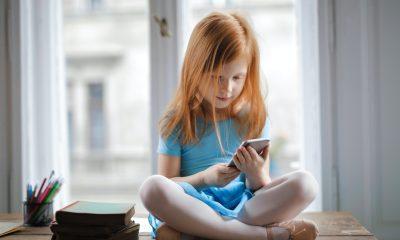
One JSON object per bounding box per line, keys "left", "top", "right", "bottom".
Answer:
{"left": 139, "top": 170, "right": 318, "bottom": 240}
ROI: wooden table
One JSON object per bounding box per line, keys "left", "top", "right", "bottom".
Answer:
{"left": 0, "top": 212, "right": 376, "bottom": 239}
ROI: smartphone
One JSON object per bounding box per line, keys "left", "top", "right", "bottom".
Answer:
{"left": 227, "top": 138, "right": 270, "bottom": 168}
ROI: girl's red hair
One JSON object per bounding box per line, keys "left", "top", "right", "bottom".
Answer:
{"left": 159, "top": 11, "right": 268, "bottom": 152}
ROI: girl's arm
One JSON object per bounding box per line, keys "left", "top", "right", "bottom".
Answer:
{"left": 158, "top": 154, "right": 206, "bottom": 188}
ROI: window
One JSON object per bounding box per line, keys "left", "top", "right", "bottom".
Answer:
{"left": 89, "top": 0, "right": 104, "bottom": 11}
{"left": 188, "top": 0, "right": 301, "bottom": 178}
{"left": 67, "top": 82, "right": 74, "bottom": 153}
{"left": 88, "top": 82, "right": 106, "bottom": 150}
{"left": 63, "top": 0, "right": 150, "bottom": 214}
{"left": 0, "top": 0, "right": 325, "bottom": 213}
{"left": 61, "top": 0, "right": 308, "bottom": 214}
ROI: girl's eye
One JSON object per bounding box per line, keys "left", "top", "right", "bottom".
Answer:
{"left": 211, "top": 75, "right": 223, "bottom": 82}
{"left": 233, "top": 76, "right": 243, "bottom": 81}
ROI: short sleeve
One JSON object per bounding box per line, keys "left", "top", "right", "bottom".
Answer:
{"left": 157, "top": 131, "right": 181, "bottom": 157}
{"left": 260, "top": 118, "right": 271, "bottom": 140}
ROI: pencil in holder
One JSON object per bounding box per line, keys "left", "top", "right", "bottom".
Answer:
{"left": 23, "top": 201, "right": 54, "bottom": 226}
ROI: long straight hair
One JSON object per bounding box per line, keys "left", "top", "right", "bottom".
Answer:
{"left": 159, "top": 11, "right": 268, "bottom": 153}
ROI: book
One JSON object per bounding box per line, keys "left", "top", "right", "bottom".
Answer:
{"left": 0, "top": 221, "right": 22, "bottom": 237}
{"left": 55, "top": 201, "right": 135, "bottom": 226}
{"left": 50, "top": 221, "right": 135, "bottom": 238}
{"left": 52, "top": 222, "right": 140, "bottom": 240}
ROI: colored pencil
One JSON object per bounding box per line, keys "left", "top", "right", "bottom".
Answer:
{"left": 25, "top": 171, "right": 63, "bottom": 225}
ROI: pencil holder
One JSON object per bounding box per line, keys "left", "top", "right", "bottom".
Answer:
{"left": 23, "top": 201, "right": 54, "bottom": 226}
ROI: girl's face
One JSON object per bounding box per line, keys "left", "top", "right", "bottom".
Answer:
{"left": 203, "top": 58, "right": 248, "bottom": 109}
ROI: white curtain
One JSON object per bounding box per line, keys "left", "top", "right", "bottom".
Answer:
{"left": 1, "top": 0, "right": 69, "bottom": 212}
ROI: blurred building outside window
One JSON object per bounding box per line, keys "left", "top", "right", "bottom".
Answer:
{"left": 63, "top": 0, "right": 150, "bottom": 214}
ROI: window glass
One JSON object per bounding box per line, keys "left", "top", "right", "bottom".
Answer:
{"left": 63, "top": 0, "right": 150, "bottom": 213}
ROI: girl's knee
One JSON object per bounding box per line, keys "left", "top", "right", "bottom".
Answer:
{"left": 139, "top": 175, "right": 171, "bottom": 210}
{"left": 289, "top": 170, "right": 319, "bottom": 203}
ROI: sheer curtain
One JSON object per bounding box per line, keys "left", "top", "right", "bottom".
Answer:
{"left": 1, "top": 0, "right": 69, "bottom": 212}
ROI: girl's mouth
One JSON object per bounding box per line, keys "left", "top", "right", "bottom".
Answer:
{"left": 216, "top": 96, "right": 231, "bottom": 101}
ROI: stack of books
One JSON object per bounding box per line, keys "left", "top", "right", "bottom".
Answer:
{"left": 51, "top": 201, "right": 139, "bottom": 240}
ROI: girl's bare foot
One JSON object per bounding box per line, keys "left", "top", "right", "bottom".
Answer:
{"left": 266, "top": 219, "right": 319, "bottom": 240}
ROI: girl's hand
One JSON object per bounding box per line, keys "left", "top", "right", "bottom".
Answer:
{"left": 201, "top": 163, "right": 241, "bottom": 187}
{"left": 232, "top": 145, "right": 270, "bottom": 185}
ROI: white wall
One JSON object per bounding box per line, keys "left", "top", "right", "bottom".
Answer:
{"left": 333, "top": 0, "right": 400, "bottom": 239}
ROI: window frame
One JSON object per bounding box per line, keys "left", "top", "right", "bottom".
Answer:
{"left": 149, "top": 0, "right": 188, "bottom": 174}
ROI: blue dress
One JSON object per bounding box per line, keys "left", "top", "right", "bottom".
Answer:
{"left": 148, "top": 118, "right": 271, "bottom": 238}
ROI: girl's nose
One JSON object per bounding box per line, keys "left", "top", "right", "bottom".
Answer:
{"left": 219, "top": 78, "right": 233, "bottom": 93}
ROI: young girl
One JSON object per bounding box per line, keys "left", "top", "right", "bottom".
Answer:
{"left": 139, "top": 11, "right": 319, "bottom": 240}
